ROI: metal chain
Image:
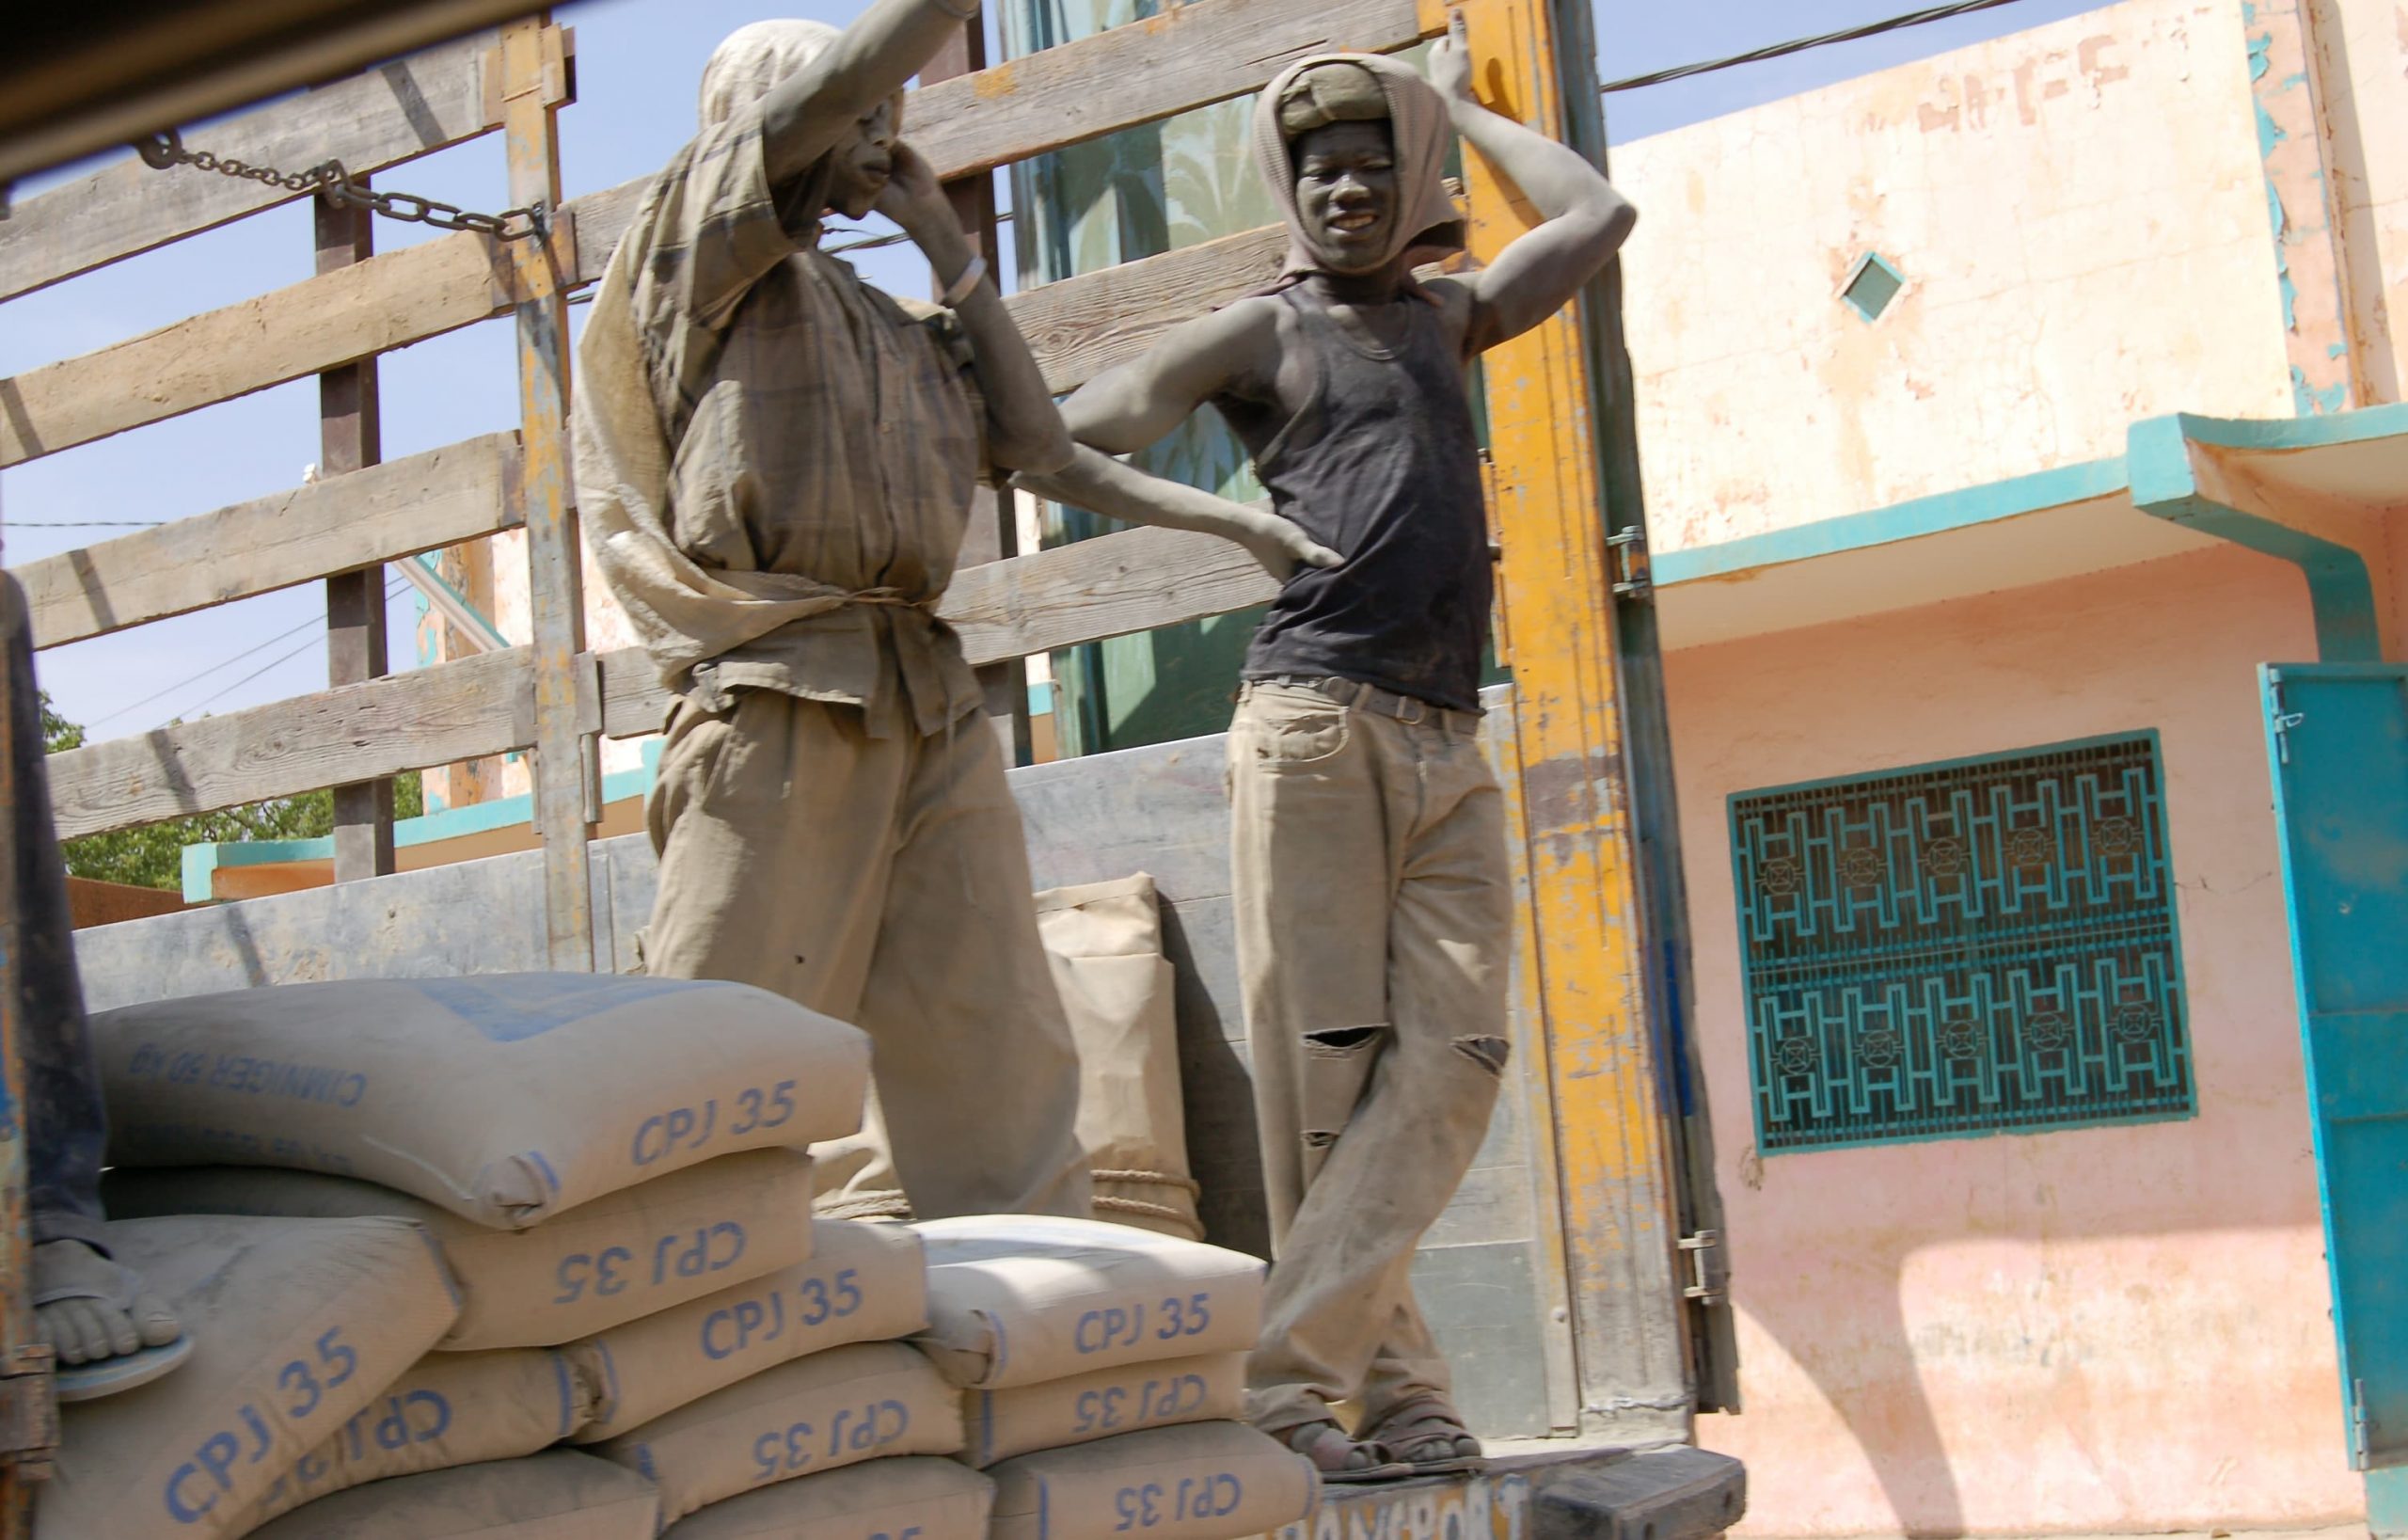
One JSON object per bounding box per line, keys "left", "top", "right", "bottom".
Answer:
{"left": 135, "top": 128, "right": 547, "bottom": 241}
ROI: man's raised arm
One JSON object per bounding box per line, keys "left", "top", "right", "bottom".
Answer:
{"left": 759, "top": 0, "right": 978, "bottom": 187}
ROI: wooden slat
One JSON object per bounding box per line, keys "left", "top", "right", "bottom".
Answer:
{"left": 0, "top": 225, "right": 507, "bottom": 468}
{"left": 14, "top": 432, "right": 520, "bottom": 649}
{"left": 45, "top": 648, "right": 531, "bottom": 842}
{"left": 596, "top": 521, "right": 1281, "bottom": 740}
{"left": 907, "top": 0, "right": 1433, "bottom": 179}
{"left": 0, "top": 32, "right": 501, "bottom": 304}
{"left": 1014, "top": 226, "right": 1287, "bottom": 394}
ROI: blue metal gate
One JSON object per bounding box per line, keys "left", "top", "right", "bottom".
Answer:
{"left": 2260, "top": 662, "right": 2408, "bottom": 1473}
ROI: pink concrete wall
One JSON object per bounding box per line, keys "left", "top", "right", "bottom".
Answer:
{"left": 1671, "top": 546, "right": 2365, "bottom": 1535}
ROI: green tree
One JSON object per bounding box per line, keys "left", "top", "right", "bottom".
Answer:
{"left": 41, "top": 691, "right": 423, "bottom": 892}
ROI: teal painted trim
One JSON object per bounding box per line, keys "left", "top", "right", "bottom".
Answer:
{"left": 2164, "top": 401, "right": 2408, "bottom": 452}
{"left": 1839, "top": 251, "right": 1906, "bottom": 324}
{"left": 182, "top": 763, "right": 657, "bottom": 902}
{"left": 2127, "top": 413, "right": 2383, "bottom": 663}
{"left": 1654, "top": 455, "right": 2131, "bottom": 585}
{"left": 2371, "top": 1469, "right": 2408, "bottom": 1535}
{"left": 405, "top": 553, "right": 512, "bottom": 654}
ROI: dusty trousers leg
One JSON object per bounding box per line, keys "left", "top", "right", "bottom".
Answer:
{"left": 1231, "top": 685, "right": 1512, "bottom": 1436}
{"left": 641, "top": 689, "right": 904, "bottom": 1207}
{"left": 852, "top": 713, "right": 1091, "bottom": 1220}
{"left": 1, "top": 576, "right": 111, "bottom": 1254}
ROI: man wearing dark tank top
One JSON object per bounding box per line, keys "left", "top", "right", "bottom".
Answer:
{"left": 1016, "top": 15, "right": 1635, "bottom": 1482}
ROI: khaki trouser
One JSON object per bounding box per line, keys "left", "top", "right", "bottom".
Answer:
{"left": 1228, "top": 679, "right": 1513, "bottom": 1437}
{"left": 642, "top": 686, "right": 1090, "bottom": 1222}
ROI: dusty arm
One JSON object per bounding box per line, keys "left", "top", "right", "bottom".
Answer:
{"left": 1015, "top": 304, "right": 1339, "bottom": 579}
{"left": 758, "top": 0, "right": 977, "bottom": 188}
{"left": 1426, "top": 15, "right": 1636, "bottom": 352}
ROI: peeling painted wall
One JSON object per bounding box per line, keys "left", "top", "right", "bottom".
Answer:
{"left": 2311, "top": 0, "right": 2408, "bottom": 401}
{"left": 1668, "top": 545, "right": 2374, "bottom": 1535}
{"left": 1614, "top": 0, "right": 2299, "bottom": 552}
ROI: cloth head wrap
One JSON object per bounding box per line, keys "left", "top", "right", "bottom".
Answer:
{"left": 1251, "top": 51, "right": 1464, "bottom": 280}
{"left": 698, "top": 19, "right": 906, "bottom": 136}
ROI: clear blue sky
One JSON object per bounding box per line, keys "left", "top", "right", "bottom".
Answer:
{"left": 0, "top": 0, "right": 2112, "bottom": 737}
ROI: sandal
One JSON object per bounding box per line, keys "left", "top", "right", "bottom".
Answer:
{"left": 1361, "top": 1402, "right": 1485, "bottom": 1476}
{"left": 35, "top": 1243, "right": 194, "bottom": 1404}
{"left": 1277, "top": 1421, "right": 1414, "bottom": 1484}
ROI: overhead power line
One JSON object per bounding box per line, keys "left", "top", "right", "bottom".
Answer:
{"left": 1601, "top": 0, "right": 2029, "bottom": 93}
{"left": 86, "top": 578, "right": 404, "bottom": 733}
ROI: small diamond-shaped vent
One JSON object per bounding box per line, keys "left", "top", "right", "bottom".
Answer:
{"left": 1840, "top": 252, "right": 1904, "bottom": 322}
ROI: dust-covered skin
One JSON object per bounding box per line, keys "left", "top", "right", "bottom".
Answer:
{"left": 33, "top": 1238, "right": 182, "bottom": 1366}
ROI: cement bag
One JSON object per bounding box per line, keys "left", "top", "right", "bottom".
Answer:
{"left": 593, "top": 1342, "right": 963, "bottom": 1526}
{"left": 964, "top": 1354, "right": 1244, "bottom": 1469}
{"left": 92, "top": 974, "right": 868, "bottom": 1227}
{"left": 1036, "top": 876, "right": 1201, "bottom": 1240}
{"left": 35, "top": 1215, "right": 457, "bottom": 1540}
{"left": 234, "top": 1347, "right": 596, "bottom": 1530}
{"left": 572, "top": 1218, "right": 927, "bottom": 1442}
{"left": 911, "top": 1216, "right": 1262, "bottom": 1389}
{"left": 243, "top": 1451, "right": 659, "bottom": 1539}
{"left": 663, "top": 1456, "right": 992, "bottom": 1540}
{"left": 988, "top": 1423, "right": 1317, "bottom": 1540}
{"left": 103, "top": 1151, "right": 816, "bottom": 1350}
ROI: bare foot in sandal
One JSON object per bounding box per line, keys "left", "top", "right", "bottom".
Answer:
{"left": 35, "top": 1239, "right": 190, "bottom": 1402}
{"left": 1362, "top": 1401, "right": 1485, "bottom": 1475}
{"left": 1277, "top": 1420, "right": 1415, "bottom": 1484}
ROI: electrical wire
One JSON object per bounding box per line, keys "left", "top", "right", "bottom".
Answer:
{"left": 6, "top": 519, "right": 169, "bottom": 529}
{"left": 1601, "top": 0, "right": 2029, "bottom": 93}
{"left": 86, "top": 578, "right": 404, "bottom": 732}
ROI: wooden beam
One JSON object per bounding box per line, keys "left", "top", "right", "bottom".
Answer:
{"left": 595, "top": 522, "right": 1281, "bottom": 740}
{"left": 500, "top": 14, "right": 595, "bottom": 973}
{"left": 0, "top": 31, "right": 503, "bottom": 304}
{"left": 14, "top": 432, "right": 520, "bottom": 649}
{"left": 0, "top": 220, "right": 507, "bottom": 468}
{"left": 44, "top": 648, "right": 531, "bottom": 842}
{"left": 907, "top": 0, "right": 1434, "bottom": 180}
{"left": 1015, "top": 226, "right": 1287, "bottom": 395}
{"left": 317, "top": 176, "right": 395, "bottom": 884}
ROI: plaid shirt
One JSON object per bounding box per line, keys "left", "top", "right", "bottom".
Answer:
{"left": 624, "top": 101, "right": 988, "bottom": 738}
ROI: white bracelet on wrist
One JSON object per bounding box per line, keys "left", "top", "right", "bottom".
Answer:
{"left": 939, "top": 254, "right": 989, "bottom": 309}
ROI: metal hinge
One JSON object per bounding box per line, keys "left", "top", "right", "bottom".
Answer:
{"left": 2268, "top": 673, "right": 2307, "bottom": 765}
{"left": 1677, "top": 1230, "right": 1725, "bottom": 1307}
{"left": 2352, "top": 1379, "right": 2369, "bottom": 1469}
{"left": 1607, "top": 527, "right": 1652, "bottom": 600}
{"left": 0, "top": 1345, "right": 59, "bottom": 1480}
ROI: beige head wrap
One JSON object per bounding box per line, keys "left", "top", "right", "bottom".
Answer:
{"left": 572, "top": 22, "right": 920, "bottom": 691}
{"left": 1251, "top": 51, "right": 1464, "bottom": 279}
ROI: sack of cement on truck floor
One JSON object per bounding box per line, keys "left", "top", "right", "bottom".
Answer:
{"left": 230, "top": 1346, "right": 598, "bottom": 1530}
{"left": 987, "top": 1421, "right": 1318, "bottom": 1540}
{"left": 240, "top": 1450, "right": 659, "bottom": 1539}
{"left": 35, "top": 1215, "right": 458, "bottom": 1540}
{"left": 592, "top": 1340, "right": 964, "bottom": 1527}
{"left": 661, "top": 1454, "right": 994, "bottom": 1540}
{"left": 964, "top": 1353, "right": 1244, "bottom": 1469}
{"left": 911, "top": 1216, "right": 1263, "bottom": 1389}
{"left": 570, "top": 1218, "right": 927, "bottom": 1442}
{"left": 1035, "top": 875, "right": 1203, "bottom": 1241}
{"left": 104, "top": 1151, "right": 817, "bottom": 1350}
{"left": 91, "top": 973, "right": 868, "bottom": 1228}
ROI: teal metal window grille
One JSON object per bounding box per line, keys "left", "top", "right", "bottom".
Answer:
{"left": 1840, "top": 251, "right": 1905, "bottom": 322}
{"left": 1730, "top": 733, "right": 2194, "bottom": 1153}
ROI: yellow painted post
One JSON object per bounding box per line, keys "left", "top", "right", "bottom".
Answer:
{"left": 500, "top": 15, "right": 596, "bottom": 971}
{"left": 1452, "top": 0, "right": 1694, "bottom": 1440}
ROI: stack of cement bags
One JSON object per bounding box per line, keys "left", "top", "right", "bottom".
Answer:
{"left": 915, "top": 1217, "right": 1318, "bottom": 1540}
{"left": 71, "top": 973, "right": 873, "bottom": 1539}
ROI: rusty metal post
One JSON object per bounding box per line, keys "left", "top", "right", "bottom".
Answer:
{"left": 922, "top": 15, "right": 1032, "bottom": 767}
{"left": 500, "top": 15, "right": 594, "bottom": 969}
{"left": 316, "top": 178, "right": 396, "bottom": 882}
{"left": 0, "top": 584, "right": 55, "bottom": 1534}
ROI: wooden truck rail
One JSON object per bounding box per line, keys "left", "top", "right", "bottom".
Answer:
{"left": 2, "top": 0, "right": 1738, "bottom": 1532}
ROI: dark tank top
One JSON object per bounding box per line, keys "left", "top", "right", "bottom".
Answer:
{"left": 1212, "top": 284, "right": 1491, "bottom": 713}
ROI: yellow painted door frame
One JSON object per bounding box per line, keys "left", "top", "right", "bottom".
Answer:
{"left": 1452, "top": 0, "right": 1734, "bottom": 1439}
